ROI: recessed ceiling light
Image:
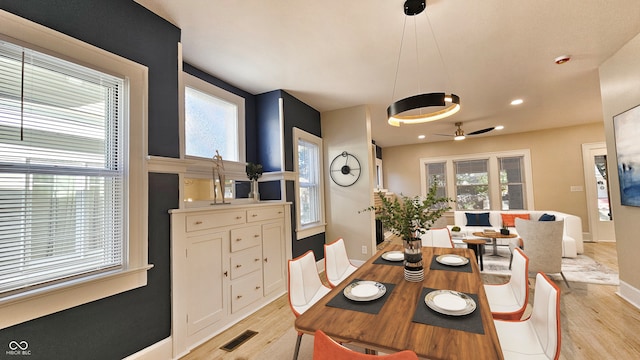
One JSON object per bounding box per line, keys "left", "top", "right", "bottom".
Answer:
{"left": 510, "top": 99, "right": 523, "bottom": 105}
{"left": 495, "top": 125, "right": 504, "bottom": 130}
{"left": 418, "top": 135, "right": 426, "bottom": 139}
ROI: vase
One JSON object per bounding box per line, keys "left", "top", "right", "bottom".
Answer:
{"left": 249, "top": 180, "right": 260, "bottom": 202}
{"left": 403, "top": 237, "right": 424, "bottom": 282}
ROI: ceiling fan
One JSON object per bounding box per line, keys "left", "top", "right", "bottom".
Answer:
{"left": 436, "top": 122, "right": 501, "bottom": 141}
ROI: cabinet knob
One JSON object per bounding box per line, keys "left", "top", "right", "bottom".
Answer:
{"left": 224, "top": 271, "right": 228, "bottom": 277}
{"left": 236, "top": 238, "right": 242, "bottom": 242}
{"left": 236, "top": 216, "right": 242, "bottom": 219}
{"left": 195, "top": 221, "right": 203, "bottom": 225}
{"left": 278, "top": 211, "right": 283, "bottom": 214}
{"left": 255, "top": 286, "right": 261, "bottom": 290}
{"left": 236, "top": 264, "right": 242, "bottom": 268}
{"left": 237, "top": 295, "right": 243, "bottom": 299}
{"left": 254, "top": 258, "right": 260, "bottom": 262}
{"left": 254, "top": 234, "right": 260, "bottom": 238}
{"left": 264, "top": 257, "right": 268, "bottom": 263}
{"left": 252, "top": 214, "right": 258, "bottom": 217}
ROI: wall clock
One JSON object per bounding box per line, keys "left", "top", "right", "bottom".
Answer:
{"left": 329, "top": 151, "right": 361, "bottom": 187}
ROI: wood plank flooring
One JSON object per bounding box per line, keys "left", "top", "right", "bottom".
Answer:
{"left": 180, "top": 242, "right": 640, "bottom": 360}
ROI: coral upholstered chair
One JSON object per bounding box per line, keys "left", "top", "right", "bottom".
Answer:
{"left": 324, "top": 238, "right": 358, "bottom": 288}
{"left": 494, "top": 273, "right": 562, "bottom": 360}
{"left": 484, "top": 247, "right": 530, "bottom": 320}
{"left": 288, "top": 251, "right": 332, "bottom": 360}
{"left": 312, "top": 330, "right": 419, "bottom": 360}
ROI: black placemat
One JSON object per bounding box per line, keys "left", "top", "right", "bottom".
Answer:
{"left": 429, "top": 255, "right": 472, "bottom": 273}
{"left": 326, "top": 279, "right": 396, "bottom": 314}
{"left": 373, "top": 253, "right": 405, "bottom": 266}
{"left": 412, "top": 288, "right": 485, "bottom": 334}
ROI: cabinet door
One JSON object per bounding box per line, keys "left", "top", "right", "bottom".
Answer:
{"left": 186, "top": 232, "right": 226, "bottom": 336}
{"left": 262, "top": 221, "right": 285, "bottom": 295}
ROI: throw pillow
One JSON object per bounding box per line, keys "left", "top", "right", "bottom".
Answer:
{"left": 465, "top": 212, "right": 491, "bottom": 226}
{"left": 500, "top": 213, "right": 530, "bottom": 227}
{"left": 539, "top": 213, "right": 556, "bottom": 221}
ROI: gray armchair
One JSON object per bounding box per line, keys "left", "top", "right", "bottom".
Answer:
{"left": 513, "top": 217, "right": 569, "bottom": 287}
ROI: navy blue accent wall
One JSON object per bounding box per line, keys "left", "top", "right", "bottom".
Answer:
{"left": 183, "top": 63, "right": 258, "bottom": 162}
{"left": 0, "top": 0, "right": 181, "bottom": 158}
{"left": 280, "top": 91, "right": 322, "bottom": 172}
{"left": 0, "top": 1, "right": 179, "bottom": 358}
{"left": 256, "top": 90, "right": 284, "bottom": 171}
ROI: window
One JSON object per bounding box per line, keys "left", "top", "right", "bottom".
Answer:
{"left": 0, "top": 11, "right": 149, "bottom": 329}
{"left": 293, "top": 128, "right": 325, "bottom": 239}
{"left": 183, "top": 73, "right": 245, "bottom": 162}
{"left": 499, "top": 156, "right": 526, "bottom": 210}
{"left": 420, "top": 150, "right": 533, "bottom": 212}
{"left": 455, "top": 159, "right": 490, "bottom": 210}
{"left": 425, "top": 162, "right": 447, "bottom": 209}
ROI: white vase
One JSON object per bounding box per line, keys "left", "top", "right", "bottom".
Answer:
{"left": 250, "top": 180, "right": 260, "bottom": 201}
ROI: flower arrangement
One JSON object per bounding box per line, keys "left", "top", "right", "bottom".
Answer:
{"left": 246, "top": 162, "right": 263, "bottom": 181}
{"left": 361, "top": 182, "right": 451, "bottom": 241}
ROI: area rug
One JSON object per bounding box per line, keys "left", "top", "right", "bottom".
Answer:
{"left": 481, "top": 247, "right": 619, "bottom": 285}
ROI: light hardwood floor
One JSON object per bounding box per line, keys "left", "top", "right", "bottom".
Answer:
{"left": 181, "top": 242, "right": 640, "bottom": 360}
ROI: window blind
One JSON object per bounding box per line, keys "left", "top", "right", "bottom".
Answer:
{"left": 0, "top": 40, "right": 125, "bottom": 295}
{"left": 298, "top": 139, "right": 320, "bottom": 225}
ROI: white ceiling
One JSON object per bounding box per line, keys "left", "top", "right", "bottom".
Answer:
{"left": 134, "top": 0, "right": 640, "bottom": 148}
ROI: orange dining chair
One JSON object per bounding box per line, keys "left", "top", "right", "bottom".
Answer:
{"left": 312, "top": 330, "right": 419, "bottom": 360}
{"left": 288, "top": 251, "right": 332, "bottom": 360}
{"left": 420, "top": 227, "right": 454, "bottom": 248}
{"left": 324, "top": 238, "right": 358, "bottom": 288}
{"left": 494, "top": 272, "right": 561, "bottom": 360}
{"left": 484, "top": 247, "right": 530, "bottom": 320}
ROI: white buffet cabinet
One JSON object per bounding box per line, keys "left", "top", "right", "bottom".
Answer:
{"left": 170, "top": 202, "right": 292, "bottom": 357}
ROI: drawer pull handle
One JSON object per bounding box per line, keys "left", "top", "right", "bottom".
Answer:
{"left": 195, "top": 221, "right": 203, "bottom": 225}
{"left": 255, "top": 258, "right": 260, "bottom": 262}
{"left": 254, "top": 234, "right": 260, "bottom": 238}
{"left": 236, "top": 216, "right": 242, "bottom": 219}
{"left": 255, "top": 286, "right": 261, "bottom": 290}
{"left": 278, "top": 211, "right": 283, "bottom": 214}
{"left": 237, "top": 295, "right": 243, "bottom": 299}
{"left": 236, "top": 238, "right": 242, "bottom": 242}
{"left": 252, "top": 214, "right": 258, "bottom": 217}
{"left": 236, "top": 264, "right": 242, "bottom": 268}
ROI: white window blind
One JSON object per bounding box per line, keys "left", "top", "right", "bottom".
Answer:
{"left": 0, "top": 40, "right": 126, "bottom": 295}
{"left": 298, "top": 138, "right": 320, "bottom": 225}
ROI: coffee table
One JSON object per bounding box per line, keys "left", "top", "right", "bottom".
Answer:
{"left": 472, "top": 232, "right": 517, "bottom": 256}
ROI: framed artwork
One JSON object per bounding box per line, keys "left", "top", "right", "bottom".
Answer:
{"left": 613, "top": 104, "right": 640, "bottom": 207}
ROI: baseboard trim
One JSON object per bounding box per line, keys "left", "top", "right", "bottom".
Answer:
{"left": 617, "top": 280, "right": 640, "bottom": 310}
{"left": 123, "top": 337, "right": 173, "bottom": 360}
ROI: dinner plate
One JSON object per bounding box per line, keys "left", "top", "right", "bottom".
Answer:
{"left": 436, "top": 254, "right": 469, "bottom": 266}
{"left": 343, "top": 281, "right": 386, "bottom": 301}
{"left": 381, "top": 251, "right": 404, "bottom": 262}
{"left": 425, "top": 290, "right": 476, "bottom": 316}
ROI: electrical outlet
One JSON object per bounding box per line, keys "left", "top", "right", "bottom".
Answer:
{"left": 361, "top": 245, "right": 367, "bottom": 254}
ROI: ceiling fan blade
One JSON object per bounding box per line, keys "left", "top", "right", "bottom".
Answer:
{"left": 468, "top": 127, "right": 495, "bottom": 136}
{"left": 433, "top": 133, "right": 453, "bottom": 137}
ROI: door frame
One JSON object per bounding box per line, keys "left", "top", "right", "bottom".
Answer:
{"left": 582, "top": 142, "right": 615, "bottom": 242}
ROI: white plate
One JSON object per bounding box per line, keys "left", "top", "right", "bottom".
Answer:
{"left": 436, "top": 254, "right": 469, "bottom": 266}
{"left": 382, "top": 251, "right": 404, "bottom": 261}
{"left": 425, "top": 290, "right": 476, "bottom": 316}
{"left": 343, "top": 281, "right": 386, "bottom": 301}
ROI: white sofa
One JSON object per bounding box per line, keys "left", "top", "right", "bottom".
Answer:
{"left": 449, "top": 210, "right": 583, "bottom": 258}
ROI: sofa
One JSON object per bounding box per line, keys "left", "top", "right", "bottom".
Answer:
{"left": 449, "top": 210, "right": 583, "bottom": 258}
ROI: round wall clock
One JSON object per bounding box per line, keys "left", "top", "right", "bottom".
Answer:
{"left": 329, "top": 151, "right": 361, "bottom": 187}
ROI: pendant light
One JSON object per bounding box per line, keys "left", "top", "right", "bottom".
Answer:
{"left": 387, "top": 0, "right": 460, "bottom": 127}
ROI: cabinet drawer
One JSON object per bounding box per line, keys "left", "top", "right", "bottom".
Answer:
{"left": 231, "top": 271, "right": 263, "bottom": 313}
{"left": 247, "top": 206, "right": 285, "bottom": 223}
{"left": 230, "top": 225, "right": 261, "bottom": 252}
{"left": 186, "top": 211, "right": 246, "bottom": 232}
{"left": 230, "top": 246, "right": 262, "bottom": 279}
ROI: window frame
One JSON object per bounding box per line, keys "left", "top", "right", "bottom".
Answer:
{"left": 182, "top": 72, "right": 245, "bottom": 164}
{"left": 293, "top": 127, "right": 326, "bottom": 239}
{"left": 0, "top": 10, "right": 150, "bottom": 329}
{"left": 419, "top": 149, "right": 534, "bottom": 211}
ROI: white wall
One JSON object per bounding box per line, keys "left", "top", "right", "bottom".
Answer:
{"left": 599, "top": 31, "right": 640, "bottom": 306}
{"left": 321, "top": 105, "right": 376, "bottom": 261}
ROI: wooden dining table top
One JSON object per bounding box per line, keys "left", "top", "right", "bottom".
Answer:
{"left": 294, "top": 243, "right": 504, "bottom": 360}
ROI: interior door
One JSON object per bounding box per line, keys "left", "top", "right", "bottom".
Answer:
{"left": 583, "top": 143, "right": 616, "bottom": 242}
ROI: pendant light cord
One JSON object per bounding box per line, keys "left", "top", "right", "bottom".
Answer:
{"left": 425, "top": 12, "right": 452, "bottom": 94}
{"left": 390, "top": 15, "right": 408, "bottom": 104}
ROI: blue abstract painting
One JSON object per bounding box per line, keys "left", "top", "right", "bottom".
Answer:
{"left": 614, "top": 104, "right": 640, "bottom": 207}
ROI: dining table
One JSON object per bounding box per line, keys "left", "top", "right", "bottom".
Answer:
{"left": 294, "top": 243, "right": 504, "bottom": 359}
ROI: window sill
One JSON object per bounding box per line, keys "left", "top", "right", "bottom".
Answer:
{"left": 0, "top": 264, "right": 153, "bottom": 329}
{"left": 296, "top": 224, "right": 326, "bottom": 240}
